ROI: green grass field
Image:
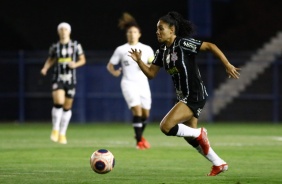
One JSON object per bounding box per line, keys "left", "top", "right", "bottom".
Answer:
{"left": 0, "top": 122, "right": 282, "bottom": 184}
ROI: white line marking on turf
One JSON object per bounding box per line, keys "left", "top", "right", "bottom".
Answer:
{"left": 272, "top": 136, "right": 282, "bottom": 141}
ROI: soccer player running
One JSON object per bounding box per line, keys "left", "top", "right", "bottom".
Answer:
{"left": 129, "top": 12, "right": 240, "bottom": 176}
{"left": 107, "top": 13, "right": 154, "bottom": 150}
{"left": 41, "top": 22, "right": 86, "bottom": 144}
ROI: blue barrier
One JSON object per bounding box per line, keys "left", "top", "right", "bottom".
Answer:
{"left": 0, "top": 50, "right": 280, "bottom": 123}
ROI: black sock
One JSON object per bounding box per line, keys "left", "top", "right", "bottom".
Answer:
{"left": 141, "top": 117, "right": 147, "bottom": 133}
{"left": 184, "top": 137, "right": 199, "bottom": 148}
{"left": 133, "top": 116, "right": 143, "bottom": 142}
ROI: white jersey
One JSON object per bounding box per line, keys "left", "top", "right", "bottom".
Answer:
{"left": 109, "top": 42, "right": 154, "bottom": 82}
{"left": 109, "top": 42, "right": 154, "bottom": 109}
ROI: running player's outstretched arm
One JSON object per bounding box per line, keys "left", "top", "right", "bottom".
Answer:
{"left": 200, "top": 42, "right": 240, "bottom": 79}
{"left": 41, "top": 57, "right": 56, "bottom": 76}
{"left": 128, "top": 48, "right": 160, "bottom": 79}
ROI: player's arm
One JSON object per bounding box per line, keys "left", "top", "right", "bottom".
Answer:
{"left": 200, "top": 42, "right": 240, "bottom": 79}
{"left": 106, "top": 62, "right": 122, "bottom": 77}
{"left": 68, "top": 54, "right": 86, "bottom": 69}
{"left": 41, "top": 57, "right": 56, "bottom": 76}
{"left": 128, "top": 48, "right": 160, "bottom": 79}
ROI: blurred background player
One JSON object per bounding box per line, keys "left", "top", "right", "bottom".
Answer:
{"left": 129, "top": 11, "right": 240, "bottom": 175}
{"left": 40, "top": 22, "right": 86, "bottom": 144}
{"left": 106, "top": 12, "right": 155, "bottom": 150}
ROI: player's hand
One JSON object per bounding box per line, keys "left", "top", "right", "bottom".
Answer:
{"left": 128, "top": 48, "right": 142, "bottom": 63}
{"left": 112, "top": 67, "right": 122, "bottom": 77}
{"left": 40, "top": 68, "right": 47, "bottom": 76}
{"left": 226, "top": 63, "right": 240, "bottom": 79}
{"left": 68, "top": 61, "right": 77, "bottom": 69}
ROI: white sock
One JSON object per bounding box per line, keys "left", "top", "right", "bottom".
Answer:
{"left": 59, "top": 110, "right": 72, "bottom": 135}
{"left": 176, "top": 124, "right": 201, "bottom": 137}
{"left": 195, "top": 145, "right": 225, "bottom": 166}
{"left": 52, "top": 107, "right": 63, "bottom": 131}
{"left": 205, "top": 147, "right": 226, "bottom": 166}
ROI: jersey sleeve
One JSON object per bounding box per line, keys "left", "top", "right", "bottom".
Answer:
{"left": 76, "top": 43, "right": 84, "bottom": 55}
{"left": 179, "top": 38, "right": 203, "bottom": 54}
{"left": 109, "top": 47, "right": 121, "bottom": 65}
{"left": 152, "top": 49, "right": 163, "bottom": 67}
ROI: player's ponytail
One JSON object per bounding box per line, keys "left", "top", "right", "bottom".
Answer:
{"left": 160, "top": 11, "right": 195, "bottom": 38}
{"left": 118, "top": 12, "right": 141, "bottom": 32}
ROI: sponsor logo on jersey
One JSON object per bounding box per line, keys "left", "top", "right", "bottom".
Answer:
{"left": 167, "top": 66, "right": 179, "bottom": 75}
{"left": 183, "top": 41, "right": 197, "bottom": 52}
{"left": 59, "top": 74, "right": 72, "bottom": 83}
{"left": 58, "top": 57, "right": 72, "bottom": 63}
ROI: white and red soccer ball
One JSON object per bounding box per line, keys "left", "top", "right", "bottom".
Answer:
{"left": 90, "top": 149, "right": 115, "bottom": 174}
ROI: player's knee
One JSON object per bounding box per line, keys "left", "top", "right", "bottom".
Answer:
{"left": 160, "top": 123, "right": 179, "bottom": 136}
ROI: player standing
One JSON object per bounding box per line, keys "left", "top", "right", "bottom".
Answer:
{"left": 129, "top": 11, "right": 240, "bottom": 175}
{"left": 107, "top": 13, "right": 154, "bottom": 149}
{"left": 41, "top": 22, "right": 86, "bottom": 144}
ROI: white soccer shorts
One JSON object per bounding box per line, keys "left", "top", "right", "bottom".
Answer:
{"left": 121, "top": 79, "right": 151, "bottom": 110}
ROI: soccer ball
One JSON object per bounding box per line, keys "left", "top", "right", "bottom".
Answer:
{"left": 90, "top": 149, "right": 115, "bottom": 174}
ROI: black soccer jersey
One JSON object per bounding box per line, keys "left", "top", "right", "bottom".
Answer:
{"left": 152, "top": 37, "right": 208, "bottom": 102}
{"left": 49, "top": 40, "right": 84, "bottom": 85}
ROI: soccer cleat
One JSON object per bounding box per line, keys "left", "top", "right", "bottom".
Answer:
{"left": 58, "top": 135, "right": 67, "bottom": 144}
{"left": 196, "top": 127, "right": 210, "bottom": 155}
{"left": 136, "top": 141, "right": 146, "bottom": 150}
{"left": 207, "top": 163, "right": 228, "bottom": 176}
{"left": 141, "top": 137, "right": 151, "bottom": 149}
{"left": 50, "top": 130, "right": 59, "bottom": 142}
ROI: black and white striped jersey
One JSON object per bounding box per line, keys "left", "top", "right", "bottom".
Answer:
{"left": 152, "top": 37, "right": 208, "bottom": 102}
{"left": 49, "top": 40, "right": 84, "bottom": 85}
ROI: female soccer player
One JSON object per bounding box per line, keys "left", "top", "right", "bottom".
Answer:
{"left": 41, "top": 22, "right": 86, "bottom": 144}
{"left": 129, "top": 11, "right": 240, "bottom": 175}
{"left": 107, "top": 13, "right": 155, "bottom": 150}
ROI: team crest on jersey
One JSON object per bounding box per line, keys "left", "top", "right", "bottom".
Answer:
{"left": 166, "top": 54, "right": 170, "bottom": 64}
{"left": 61, "top": 48, "right": 67, "bottom": 56}
{"left": 171, "top": 52, "right": 178, "bottom": 62}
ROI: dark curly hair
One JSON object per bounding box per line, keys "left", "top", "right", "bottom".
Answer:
{"left": 159, "top": 11, "right": 195, "bottom": 37}
{"left": 118, "top": 12, "right": 141, "bottom": 32}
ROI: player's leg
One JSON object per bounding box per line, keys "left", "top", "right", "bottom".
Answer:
{"left": 141, "top": 108, "right": 149, "bottom": 133}
{"left": 51, "top": 88, "right": 65, "bottom": 142}
{"left": 57, "top": 97, "right": 73, "bottom": 144}
{"left": 183, "top": 119, "right": 228, "bottom": 176}
{"left": 121, "top": 80, "right": 145, "bottom": 149}
{"left": 160, "top": 101, "right": 201, "bottom": 137}
{"left": 58, "top": 86, "right": 75, "bottom": 144}
{"left": 131, "top": 105, "right": 144, "bottom": 149}
{"left": 139, "top": 83, "right": 151, "bottom": 148}
{"left": 140, "top": 108, "right": 151, "bottom": 148}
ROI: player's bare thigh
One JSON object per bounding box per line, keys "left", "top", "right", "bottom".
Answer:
{"left": 52, "top": 89, "right": 65, "bottom": 104}
{"left": 52, "top": 89, "right": 74, "bottom": 109}
{"left": 160, "top": 101, "right": 194, "bottom": 133}
{"left": 183, "top": 117, "right": 198, "bottom": 128}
